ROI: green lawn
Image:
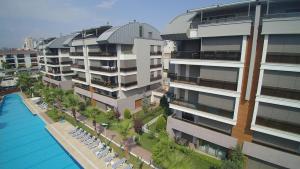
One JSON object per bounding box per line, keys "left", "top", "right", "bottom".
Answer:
{"left": 134, "top": 106, "right": 164, "bottom": 124}
{"left": 137, "top": 133, "right": 159, "bottom": 152}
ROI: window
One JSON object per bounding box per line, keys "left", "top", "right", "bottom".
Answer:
{"left": 139, "top": 26, "right": 143, "bottom": 37}
{"left": 148, "top": 32, "right": 152, "bottom": 38}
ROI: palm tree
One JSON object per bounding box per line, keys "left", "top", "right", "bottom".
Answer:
{"left": 17, "top": 72, "right": 32, "bottom": 93}
{"left": 53, "top": 88, "right": 64, "bottom": 112}
{"left": 63, "top": 93, "right": 80, "bottom": 121}
{"left": 85, "top": 106, "right": 100, "bottom": 131}
{"left": 41, "top": 87, "right": 56, "bottom": 109}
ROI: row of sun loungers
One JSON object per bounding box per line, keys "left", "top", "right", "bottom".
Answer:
{"left": 36, "top": 100, "right": 48, "bottom": 109}
{"left": 68, "top": 126, "right": 133, "bottom": 169}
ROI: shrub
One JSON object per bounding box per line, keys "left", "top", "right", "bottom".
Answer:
{"left": 221, "top": 145, "right": 245, "bottom": 169}
{"left": 155, "top": 116, "right": 166, "bottom": 132}
{"left": 124, "top": 108, "right": 131, "bottom": 119}
{"left": 133, "top": 118, "right": 144, "bottom": 134}
{"left": 114, "top": 111, "right": 121, "bottom": 120}
{"left": 160, "top": 95, "right": 171, "bottom": 116}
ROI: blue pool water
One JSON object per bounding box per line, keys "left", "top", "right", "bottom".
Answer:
{"left": 0, "top": 94, "right": 82, "bottom": 169}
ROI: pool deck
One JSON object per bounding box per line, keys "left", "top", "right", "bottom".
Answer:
{"left": 46, "top": 121, "right": 110, "bottom": 169}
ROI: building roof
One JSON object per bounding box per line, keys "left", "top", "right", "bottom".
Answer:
{"left": 0, "top": 49, "right": 37, "bottom": 55}
{"left": 48, "top": 34, "right": 77, "bottom": 48}
{"left": 97, "top": 22, "right": 162, "bottom": 44}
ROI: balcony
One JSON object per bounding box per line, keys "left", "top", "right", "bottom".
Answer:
{"left": 121, "top": 81, "right": 137, "bottom": 88}
{"left": 169, "top": 74, "right": 237, "bottom": 91}
{"left": 261, "top": 86, "right": 300, "bottom": 101}
{"left": 150, "top": 51, "right": 162, "bottom": 56}
{"left": 263, "top": 12, "right": 300, "bottom": 19}
{"left": 30, "top": 54, "right": 37, "bottom": 58}
{"left": 94, "top": 89, "right": 118, "bottom": 99}
{"left": 190, "top": 16, "right": 251, "bottom": 29}
{"left": 150, "top": 75, "right": 162, "bottom": 82}
{"left": 266, "top": 53, "right": 300, "bottom": 64}
{"left": 31, "top": 58, "right": 38, "bottom": 62}
{"left": 171, "top": 51, "right": 241, "bottom": 61}
{"left": 47, "top": 61, "right": 59, "bottom": 65}
{"left": 70, "top": 52, "right": 84, "bottom": 56}
{"left": 45, "top": 52, "right": 58, "bottom": 56}
{"left": 150, "top": 64, "right": 162, "bottom": 69}
{"left": 90, "top": 66, "right": 117, "bottom": 73}
{"left": 171, "top": 99, "right": 233, "bottom": 119}
{"left": 88, "top": 51, "right": 117, "bottom": 57}
{"left": 48, "top": 70, "right": 60, "bottom": 74}
{"left": 61, "top": 70, "right": 73, "bottom": 74}
{"left": 73, "top": 75, "right": 86, "bottom": 82}
{"left": 75, "top": 83, "right": 89, "bottom": 90}
{"left": 60, "top": 61, "right": 72, "bottom": 65}
{"left": 120, "top": 67, "right": 137, "bottom": 72}
{"left": 39, "top": 60, "right": 45, "bottom": 63}
{"left": 18, "top": 59, "right": 25, "bottom": 63}
{"left": 31, "top": 63, "right": 38, "bottom": 67}
{"left": 71, "top": 64, "right": 85, "bottom": 69}
{"left": 256, "top": 116, "right": 300, "bottom": 135}
{"left": 91, "top": 79, "right": 118, "bottom": 88}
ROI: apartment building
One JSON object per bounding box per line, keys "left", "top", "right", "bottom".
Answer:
{"left": 38, "top": 35, "right": 76, "bottom": 90}
{"left": 0, "top": 49, "right": 38, "bottom": 76}
{"left": 162, "top": 0, "right": 300, "bottom": 168}
{"left": 70, "top": 22, "right": 163, "bottom": 115}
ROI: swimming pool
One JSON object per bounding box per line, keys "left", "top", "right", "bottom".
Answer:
{"left": 0, "top": 93, "right": 82, "bottom": 169}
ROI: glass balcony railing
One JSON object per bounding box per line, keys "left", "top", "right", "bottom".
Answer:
{"left": 75, "top": 83, "right": 89, "bottom": 90}
{"left": 171, "top": 51, "right": 241, "bottom": 61}
{"left": 70, "top": 52, "right": 84, "bottom": 56}
{"left": 171, "top": 98, "right": 234, "bottom": 119}
{"left": 45, "top": 52, "right": 58, "bottom": 56}
{"left": 150, "top": 64, "right": 162, "bottom": 69}
{"left": 71, "top": 64, "right": 85, "bottom": 69}
{"left": 169, "top": 73, "right": 237, "bottom": 91}
{"left": 256, "top": 116, "right": 300, "bottom": 134}
{"left": 94, "top": 89, "right": 118, "bottom": 99}
{"left": 150, "top": 51, "right": 162, "bottom": 56}
{"left": 60, "top": 61, "right": 73, "bottom": 65}
{"left": 73, "top": 75, "right": 86, "bottom": 82}
{"left": 61, "top": 70, "right": 73, "bottom": 74}
{"left": 261, "top": 86, "right": 300, "bottom": 100}
{"left": 91, "top": 79, "right": 118, "bottom": 88}
{"left": 120, "top": 67, "right": 137, "bottom": 72}
{"left": 121, "top": 81, "right": 137, "bottom": 88}
{"left": 88, "top": 51, "right": 117, "bottom": 57}
{"left": 263, "top": 12, "right": 300, "bottom": 19}
{"left": 150, "top": 75, "right": 162, "bottom": 82}
{"left": 266, "top": 53, "right": 300, "bottom": 64}
{"left": 90, "top": 66, "right": 117, "bottom": 73}
{"left": 190, "top": 15, "right": 251, "bottom": 28}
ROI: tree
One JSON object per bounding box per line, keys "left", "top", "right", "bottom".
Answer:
{"left": 85, "top": 106, "right": 100, "bottom": 131}
{"left": 142, "top": 94, "right": 150, "bottom": 114}
{"left": 63, "top": 93, "right": 80, "bottom": 121}
{"left": 17, "top": 72, "right": 32, "bottom": 93}
{"left": 53, "top": 88, "right": 65, "bottom": 112}
{"left": 124, "top": 108, "right": 131, "bottom": 119}
{"left": 120, "top": 120, "right": 131, "bottom": 140}
{"left": 133, "top": 118, "right": 143, "bottom": 134}
{"left": 41, "top": 87, "right": 56, "bottom": 107}
{"left": 155, "top": 116, "right": 166, "bottom": 132}
{"left": 160, "top": 95, "right": 171, "bottom": 116}
{"left": 152, "top": 131, "right": 175, "bottom": 167}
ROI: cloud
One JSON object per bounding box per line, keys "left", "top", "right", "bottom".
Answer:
{"left": 97, "top": 0, "right": 117, "bottom": 9}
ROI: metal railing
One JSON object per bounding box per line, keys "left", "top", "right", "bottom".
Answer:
{"left": 171, "top": 51, "right": 241, "bottom": 61}
{"left": 88, "top": 51, "right": 117, "bottom": 57}
{"left": 171, "top": 98, "right": 234, "bottom": 118}
{"left": 169, "top": 74, "right": 237, "bottom": 91}
{"left": 91, "top": 79, "right": 118, "bottom": 88}
{"left": 90, "top": 66, "right": 117, "bottom": 73}
{"left": 190, "top": 15, "right": 251, "bottom": 28}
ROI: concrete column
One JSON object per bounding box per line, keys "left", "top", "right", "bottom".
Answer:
{"left": 233, "top": 97, "right": 240, "bottom": 121}
{"left": 256, "top": 69, "right": 264, "bottom": 96}
{"left": 261, "top": 35, "right": 269, "bottom": 64}
{"left": 117, "top": 44, "right": 121, "bottom": 89}
{"left": 251, "top": 101, "right": 259, "bottom": 125}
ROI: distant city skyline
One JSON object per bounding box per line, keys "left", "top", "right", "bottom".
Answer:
{"left": 0, "top": 0, "right": 235, "bottom": 48}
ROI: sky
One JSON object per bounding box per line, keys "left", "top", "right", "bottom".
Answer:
{"left": 0, "top": 0, "right": 235, "bottom": 48}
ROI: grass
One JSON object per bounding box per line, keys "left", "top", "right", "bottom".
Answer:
{"left": 134, "top": 106, "right": 164, "bottom": 124}
{"left": 137, "top": 133, "right": 159, "bottom": 152}
{"left": 47, "top": 111, "right": 152, "bottom": 169}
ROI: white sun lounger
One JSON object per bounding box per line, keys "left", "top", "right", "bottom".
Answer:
{"left": 88, "top": 139, "right": 100, "bottom": 149}
{"left": 68, "top": 126, "right": 79, "bottom": 134}
{"left": 97, "top": 148, "right": 109, "bottom": 158}
{"left": 85, "top": 136, "right": 96, "bottom": 145}
{"left": 80, "top": 133, "right": 91, "bottom": 142}
{"left": 76, "top": 131, "right": 87, "bottom": 139}
{"left": 123, "top": 164, "right": 133, "bottom": 169}
{"left": 72, "top": 128, "right": 83, "bottom": 137}
{"left": 112, "top": 158, "right": 126, "bottom": 169}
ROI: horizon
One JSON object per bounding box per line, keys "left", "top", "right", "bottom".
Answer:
{"left": 0, "top": 0, "right": 236, "bottom": 48}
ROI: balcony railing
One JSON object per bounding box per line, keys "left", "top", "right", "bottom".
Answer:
{"left": 171, "top": 98, "right": 234, "bottom": 119}
{"left": 39, "top": 60, "right": 45, "bottom": 63}
{"left": 150, "top": 51, "right": 162, "bottom": 56}
{"left": 94, "top": 89, "right": 118, "bottom": 99}
{"left": 121, "top": 81, "right": 137, "bottom": 88}
{"left": 91, "top": 79, "right": 118, "bottom": 88}
{"left": 120, "top": 67, "right": 137, "bottom": 72}
{"left": 73, "top": 75, "right": 86, "bottom": 82}
{"left": 88, "top": 51, "right": 117, "bottom": 57}
{"left": 47, "top": 62, "right": 59, "bottom": 65}
{"left": 45, "top": 52, "right": 58, "bottom": 56}
{"left": 18, "top": 59, "right": 25, "bottom": 63}
{"left": 150, "top": 75, "right": 162, "bottom": 82}
{"left": 266, "top": 53, "right": 300, "bottom": 64}
{"left": 61, "top": 70, "right": 73, "bottom": 74}
{"left": 169, "top": 73, "right": 237, "bottom": 91}
{"left": 256, "top": 116, "right": 300, "bottom": 134}
{"left": 31, "top": 59, "right": 38, "bottom": 62}
{"left": 261, "top": 86, "right": 300, "bottom": 100}
{"left": 75, "top": 83, "right": 89, "bottom": 90}
{"left": 48, "top": 70, "right": 60, "bottom": 74}
{"left": 263, "top": 12, "right": 300, "bottom": 19}
{"left": 90, "top": 66, "right": 117, "bottom": 73}
{"left": 30, "top": 54, "right": 37, "bottom": 57}
{"left": 71, "top": 64, "right": 85, "bottom": 69}
{"left": 60, "top": 61, "right": 73, "bottom": 65}
{"left": 171, "top": 51, "right": 241, "bottom": 61}
{"left": 150, "top": 64, "right": 162, "bottom": 69}
{"left": 190, "top": 15, "right": 251, "bottom": 28}
{"left": 70, "top": 52, "right": 84, "bottom": 56}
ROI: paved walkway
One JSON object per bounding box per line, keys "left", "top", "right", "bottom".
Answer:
{"left": 47, "top": 121, "right": 110, "bottom": 169}
{"left": 66, "top": 111, "right": 154, "bottom": 166}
